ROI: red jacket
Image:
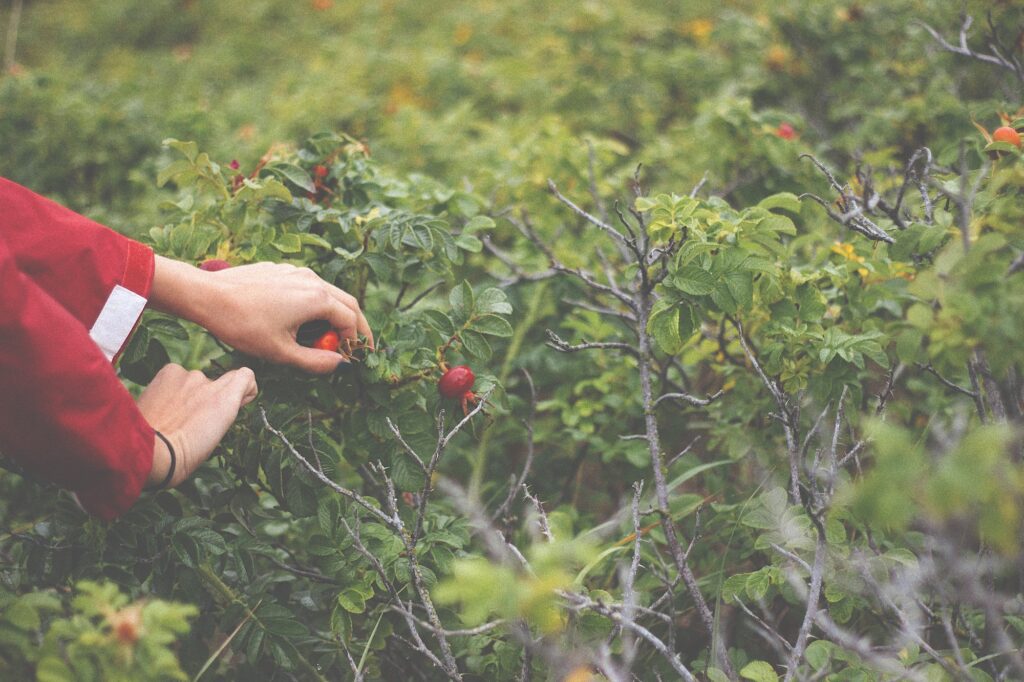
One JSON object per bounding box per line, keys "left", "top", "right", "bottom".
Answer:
{"left": 1, "top": 178, "right": 155, "bottom": 520}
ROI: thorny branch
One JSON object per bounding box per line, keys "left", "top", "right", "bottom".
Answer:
{"left": 918, "top": 14, "right": 1024, "bottom": 84}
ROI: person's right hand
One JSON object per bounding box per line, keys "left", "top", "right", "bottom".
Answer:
{"left": 136, "top": 364, "right": 258, "bottom": 488}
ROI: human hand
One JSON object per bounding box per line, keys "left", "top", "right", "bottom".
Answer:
{"left": 136, "top": 364, "right": 258, "bottom": 488}
{"left": 150, "top": 257, "right": 373, "bottom": 374}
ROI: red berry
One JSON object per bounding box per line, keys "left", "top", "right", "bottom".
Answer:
{"left": 992, "top": 126, "right": 1022, "bottom": 149}
{"left": 438, "top": 365, "right": 475, "bottom": 399}
{"left": 313, "top": 330, "right": 340, "bottom": 352}
{"left": 775, "top": 122, "right": 796, "bottom": 140}
{"left": 198, "top": 258, "right": 232, "bottom": 272}
{"left": 109, "top": 606, "right": 142, "bottom": 645}
{"left": 314, "top": 164, "right": 329, "bottom": 178}
{"left": 229, "top": 159, "right": 240, "bottom": 170}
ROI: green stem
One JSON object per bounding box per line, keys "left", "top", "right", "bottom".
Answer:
{"left": 196, "top": 564, "right": 329, "bottom": 682}
{"left": 469, "top": 281, "right": 549, "bottom": 497}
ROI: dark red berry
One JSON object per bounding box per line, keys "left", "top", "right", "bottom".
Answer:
{"left": 198, "top": 258, "right": 232, "bottom": 272}
{"left": 314, "top": 164, "right": 329, "bottom": 178}
{"left": 438, "top": 365, "right": 475, "bottom": 399}
{"left": 229, "top": 159, "right": 240, "bottom": 170}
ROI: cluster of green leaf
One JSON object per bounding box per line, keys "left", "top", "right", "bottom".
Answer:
{"left": 0, "top": 581, "right": 194, "bottom": 681}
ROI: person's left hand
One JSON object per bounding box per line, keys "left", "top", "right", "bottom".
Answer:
{"left": 150, "top": 257, "right": 373, "bottom": 374}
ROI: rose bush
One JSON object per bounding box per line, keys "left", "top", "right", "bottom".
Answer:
{"left": 2, "top": 1, "right": 1024, "bottom": 680}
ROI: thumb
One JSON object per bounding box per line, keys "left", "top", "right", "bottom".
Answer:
{"left": 218, "top": 367, "right": 259, "bottom": 406}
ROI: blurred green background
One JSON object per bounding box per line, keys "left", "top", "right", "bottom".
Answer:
{"left": 2, "top": 0, "right": 1016, "bottom": 232}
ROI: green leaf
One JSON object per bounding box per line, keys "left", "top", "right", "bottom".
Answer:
{"left": 337, "top": 589, "right": 368, "bottom": 614}
{"left": 264, "top": 162, "right": 316, "bottom": 192}
{"left": 422, "top": 310, "right": 455, "bottom": 335}
{"left": 273, "top": 233, "right": 303, "bottom": 253}
{"left": 804, "top": 640, "right": 834, "bottom": 671}
{"left": 674, "top": 266, "right": 717, "bottom": 296}
{"left": 459, "top": 329, "right": 492, "bottom": 359}
{"left": 146, "top": 317, "right": 190, "bottom": 340}
{"left": 746, "top": 569, "right": 772, "bottom": 601}
{"left": 724, "top": 271, "right": 754, "bottom": 309}
{"left": 464, "top": 215, "right": 496, "bottom": 232}
{"left": 449, "top": 281, "right": 475, "bottom": 321}
{"left": 475, "top": 288, "right": 513, "bottom": 315}
{"left": 470, "top": 314, "right": 513, "bottom": 337}
{"left": 299, "top": 233, "right": 333, "bottom": 249}
{"left": 156, "top": 159, "right": 193, "bottom": 187}
{"left": 162, "top": 138, "right": 198, "bottom": 162}
{"left": 740, "top": 660, "right": 779, "bottom": 682}
{"left": 455, "top": 233, "right": 483, "bottom": 252}
{"left": 647, "top": 303, "right": 683, "bottom": 354}
{"left": 757, "top": 192, "right": 802, "bottom": 214}
{"left": 4, "top": 601, "right": 39, "bottom": 631}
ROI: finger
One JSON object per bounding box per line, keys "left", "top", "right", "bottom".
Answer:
{"left": 328, "top": 287, "right": 374, "bottom": 348}
{"left": 217, "top": 367, "right": 259, "bottom": 406}
{"left": 281, "top": 343, "right": 347, "bottom": 374}
{"left": 321, "top": 298, "right": 360, "bottom": 342}
{"left": 150, "top": 363, "right": 187, "bottom": 386}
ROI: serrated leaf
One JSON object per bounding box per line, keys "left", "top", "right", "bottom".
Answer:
{"left": 449, "top": 281, "right": 474, "bottom": 321}
{"left": 422, "top": 309, "right": 455, "bottom": 335}
{"left": 647, "top": 304, "right": 683, "bottom": 354}
{"left": 470, "top": 314, "right": 513, "bottom": 337}
{"left": 459, "top": 329, "right": 492, "bottom": 359}
{"left": 674, "top": 266, "right": 717, "bottom": 296}
{"left": 475, "top": 288, "right": 513, "bottom": 315}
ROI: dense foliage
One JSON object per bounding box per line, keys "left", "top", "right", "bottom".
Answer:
{"left": 2, "top": 1, "right": 1024, "bottom": 680}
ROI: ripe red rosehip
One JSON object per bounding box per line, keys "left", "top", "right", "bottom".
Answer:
{"left": 776, "top": 122, "right": 796, "bottom": 140}
{"left": 313, "top": 330, "right": 341, "bottom": 352}
{"left": 314, "top": 164, "right": 329, "bottom": 178}
{"left": 229, "top": 159, "right": 240, "bottom": 170}
{"left": 198, "top": 258, "right": 232, "bottom": 272}
{"left": 992, "top": 126, "right": 1022, "bottom": 149}
{"left": 438, "top": 365, "right": 475, "bottom": 399}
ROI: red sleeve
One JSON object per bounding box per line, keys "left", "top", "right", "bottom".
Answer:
{"left": 0, "top": 235, "right": 154, "bottom": 520}
{"left": 0, "top": 177, "right": 153, "bottom": 362}
{"left": 0, "top": 178, "right": 157, "bottom": 520}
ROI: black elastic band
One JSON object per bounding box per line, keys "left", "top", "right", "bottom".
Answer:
{"left": 145, "top": 430, "right": 176, "bottom": 492}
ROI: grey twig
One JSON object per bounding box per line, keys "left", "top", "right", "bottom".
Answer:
{"left": 260, "top": 407, "right": 400, "bottom": 531}
{"left": 918, "top": 15, "right": 1024, "bottom": 83}
{"left": 493, "top": 370, "right": 538, "bottom": 523}
{"left": 654, "top": 389, "right": 724, "bottom": 408}
{"left": 545, "top": 329, "right": 639, "bottom": 356}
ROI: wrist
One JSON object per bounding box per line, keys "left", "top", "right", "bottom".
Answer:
{"left": 150, "top": 256, "right": 221, "bottom": 328}
{"left": 146, "top": 430, "right": 176, "bottom": 489}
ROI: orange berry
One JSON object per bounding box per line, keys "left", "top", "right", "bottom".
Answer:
{"left": 993, "top": 126, "right": 1022, "bottom": 148}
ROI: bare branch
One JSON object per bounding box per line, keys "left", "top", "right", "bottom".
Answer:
{"left": 260, "top": 407, "right": 400, "bottom": 531}
{"left": 782, "top": 518, "right": 828, "bottom": 682}
{"left": 654, "top": 389, "right": 724, "bottom": 408}
{"left": 917, "top": 16, "right": 1024, "bottom": 82}
{"left": 493, "top": 370, "right": 539, "bottom": 523}
{"left": 545, "top": 329, "right": 639, "bottom": 356}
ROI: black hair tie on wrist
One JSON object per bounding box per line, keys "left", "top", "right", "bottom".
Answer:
{"left": 145, "top": 430, "right": 176, "bottom": 492}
